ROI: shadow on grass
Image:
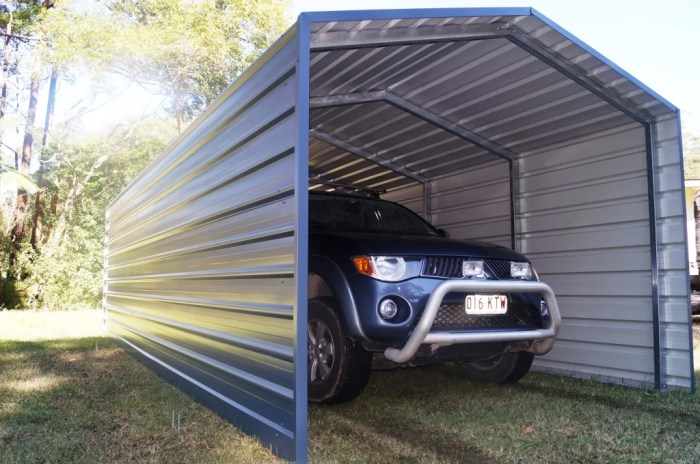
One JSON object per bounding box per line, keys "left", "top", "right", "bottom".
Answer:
{"left": 513, "top": 375, "right": 700, "bottom": 429}
{"left": 0, "top": 337, "right": 280, "bottom": 464}
{"left": 310, "top": 365, "right": 699, "bottom": 464}
{"left": 0, "top": 337, "right": 123, "bottom": 463}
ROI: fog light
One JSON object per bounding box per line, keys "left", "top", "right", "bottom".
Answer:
{"left": 463, "top": 260, "right": 484, "bottom": 277}
{"left": 379, "top": 299, "right": 399, "bottom": 320}
{"left": 540, "top": 300, "right": 549, "bottom": 316}
{"left": 511, "top": 261, "right": 532, "bottom": 279}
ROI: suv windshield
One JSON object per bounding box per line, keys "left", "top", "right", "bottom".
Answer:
{"left": 310, "top": 195, "right": 439, "bottom": 236}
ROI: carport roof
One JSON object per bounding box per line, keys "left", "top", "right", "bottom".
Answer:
{"left": 304, "top": 8, "right": 677, "bottom": 191}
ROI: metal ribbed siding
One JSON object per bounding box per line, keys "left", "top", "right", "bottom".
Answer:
{"left": 105, "top": 30, "right": 304, "bottom": 460}
{"left": 517, "top": 123, "right": 657, "bottom": 385}
{"left": 429, "top": 161, "right": 512, "bottom": 248}
{"left": 654, "top": 114, "right": 694, "bottom": 389}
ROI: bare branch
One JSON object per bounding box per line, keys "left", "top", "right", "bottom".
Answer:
{"left": 0, "top": 32, "right": 39, "bottom": 42}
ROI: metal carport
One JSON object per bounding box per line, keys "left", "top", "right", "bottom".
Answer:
{"left": 104, "top": 8, "right": 694, "bottom": 463}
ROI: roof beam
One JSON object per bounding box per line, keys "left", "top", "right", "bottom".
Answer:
{"left": 506, "top": 28, "right": 654, "bottom": 125}
{"left": 310, "top": 23, "right": 510, "bottom": 51}
{"left": 382, "top": 92, "right": 516, "bottom": 161}
{"left": 309, "top": 128, "right": 428, "bottom": 183}
{"left": 310, "top": 91, "right": 516, "bottom": 161}
{"left": 309, "top": 91, "right": 385, "bottom": 109}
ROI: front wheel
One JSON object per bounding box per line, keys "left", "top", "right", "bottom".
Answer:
{"left": 455, "top": 351, "right": 534, "bottom": 384}
{"left": 308, "top": 298, "right": 372, "bottom": 404}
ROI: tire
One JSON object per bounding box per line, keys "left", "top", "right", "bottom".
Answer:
{"left": 308, "top": 298, "right": 372, "bottom": 404}
{"left": 455, "top": 351, "right": 534, "bottom": 384}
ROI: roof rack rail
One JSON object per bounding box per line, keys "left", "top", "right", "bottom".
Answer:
{"left": 309, "top": 179, "right": 386, "bottom": 198}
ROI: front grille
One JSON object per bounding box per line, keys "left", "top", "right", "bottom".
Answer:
{"left": 483, "top": 259, "right": 512, "bottom": 280}
{"left": 422, "top": 256, "right": 516, "bottom": 280}
{"left": 422, "top": 256, "right": 464, "bottom": 278}
{"left": 432, "top": 302, "right": 540, "bottom": 330}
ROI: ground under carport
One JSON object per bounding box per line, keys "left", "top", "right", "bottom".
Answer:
{"left": 2, "top": 313, "right": 697, "bottom": 463}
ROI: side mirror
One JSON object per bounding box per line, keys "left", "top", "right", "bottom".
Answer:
{"left": 437, "top": 228, "right": 450, "bottom": 238}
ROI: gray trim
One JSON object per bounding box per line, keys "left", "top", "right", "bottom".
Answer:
{"left": 423, "top": 181, "right": 432, "bottom": 222}
{"left": 509, "top": 159, "right": 519, "bottom": 252}
{"left": 310, "top": 23, "right": 510, "bottom": 51}
{"left": 309, "top": 128, "right": 429, "bottom": 183}
{"left": 506, "top": 28, "right": 654, "bottom": 125}
{"left": 295, "top": 15, "right": 311, "bottom": 464}
{"left": 645, "top": 122, "right": 663, "bottom": 391}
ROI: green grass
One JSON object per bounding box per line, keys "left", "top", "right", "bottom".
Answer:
{"left": 0, "top": 312, "right": 282, "bottom": 464}
{"left": 310, "top": 320, "right": 700, "bottom": 463}
{"left": 1, "top": 310, "right": 698, "bottom": 463}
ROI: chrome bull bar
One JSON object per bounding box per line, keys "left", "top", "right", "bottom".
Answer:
{"left": 383, "top": 280, "right": 561, "bottom": 364}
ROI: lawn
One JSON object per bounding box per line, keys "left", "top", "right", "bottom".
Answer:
{"left": 1, "top": 310, "right": 698, "bottom": 463}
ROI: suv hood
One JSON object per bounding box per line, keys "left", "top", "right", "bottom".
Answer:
{"left": 311, "top": 231, "right": 527, "bottom": 262}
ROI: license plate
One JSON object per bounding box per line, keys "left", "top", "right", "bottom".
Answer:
{"left": 465, "top": 294, "right": 508, "bottom": 315}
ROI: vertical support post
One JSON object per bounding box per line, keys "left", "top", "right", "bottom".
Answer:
{"left": 509, "top": 159, "right": 520, "bottom": 252}
{"left": 294, "top": 13, "right": 311, "bottom": 464}
{"left": 645, "top": 122, "right": 664, "bottom": 391}
{"left": 423, "top": 181, "right": 432, "bottom": 222}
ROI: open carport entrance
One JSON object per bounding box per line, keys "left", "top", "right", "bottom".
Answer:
{"left": 300, "top": 8, "right": 693, "bottom": 404}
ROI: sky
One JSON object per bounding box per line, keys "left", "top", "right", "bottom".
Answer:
{"left": 51, "top": 0, "right": 700, "bottom": 137}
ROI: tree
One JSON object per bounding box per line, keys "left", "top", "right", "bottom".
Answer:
{"left": 0, "top": 0, "right": 291, "bottom": 309}
{"left": 20, "top": 119, "right": 173, "bottom": 309}
{"left": 684, "top": 132, "right": 700, "bottom": 179}
{"left": 46, "top": 0, "right": 289, "bottom": 132}
{"left": 2, "top": 1, "right": 54, "bottom": 281}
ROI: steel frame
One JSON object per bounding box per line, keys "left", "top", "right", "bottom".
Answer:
{"left": 308, "top": 20, "right": 665, "bottom": 389}
{"left": 310, "top": 23, "right": 510, "bottom": 51}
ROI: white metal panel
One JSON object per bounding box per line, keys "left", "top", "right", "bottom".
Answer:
{"left": 430, "top": 160, "right": 512, "bottom": 247}
{"left": 382, "top": 182, "right": 424, "bottom": 216}
{"left": 517, "top": 124, "right": 661, "bottom": 386}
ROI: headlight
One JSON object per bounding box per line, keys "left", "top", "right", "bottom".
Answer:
{"left": 352, "top": 256, "right": 423, "bottom": 282}
{"left": 510, "top": 261, "right": 532, "bottom": 279}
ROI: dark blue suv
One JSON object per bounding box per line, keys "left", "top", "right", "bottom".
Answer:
{"left": 308, "top": 190, "right": 560, "bottom": 403}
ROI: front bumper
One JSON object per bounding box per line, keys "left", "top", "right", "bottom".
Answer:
{"left": 383, "top": 280, "right": 561, "bottom": 364}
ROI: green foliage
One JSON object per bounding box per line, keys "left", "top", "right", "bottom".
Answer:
{"left": 12, "top": 121, "right": 171, "bottom": 310}
{"left": 684, "top": 132, "right": 700, "bottom": 179}
{"left": 0, "top": 1, "right": 46, "bottom": 34}
{"left": 0, "top": 0, "right": 291, "bottom": 309}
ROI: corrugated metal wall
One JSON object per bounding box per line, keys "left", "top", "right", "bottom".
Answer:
{"left": 516, "top": 121, "right": 692, "bottom": 389}
{"left": 384, "top": 118, "right": 693, "bottom": 390}
{"left": 104, "top": 31, "right": 303, "bottom": 459}
{"left": 654, "top": 114, "right": 694, "bottom": 389}
{"left": 517, "top": 123, "right": 653, "bottom": 385}
{"left": 430, "top": 160, "right": 512, "bottom": 248}
{"left": 384, "top": 160, "right": 512, "bottom": 247}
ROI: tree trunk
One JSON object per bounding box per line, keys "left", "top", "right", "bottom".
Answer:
{"left": 44, "top": 192, "right": 58, "bottom": 245}
{"left": 0, "top": 18, "right": 12, "bottom": 153}
{"left": 30, "top": 69, "right": 57, "bottom": 249}
{"left": 8, "top": 37, "right": 42, "bottom": 269}
{"left": 0, "top": 34, "right": 10, "bottom": 118}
